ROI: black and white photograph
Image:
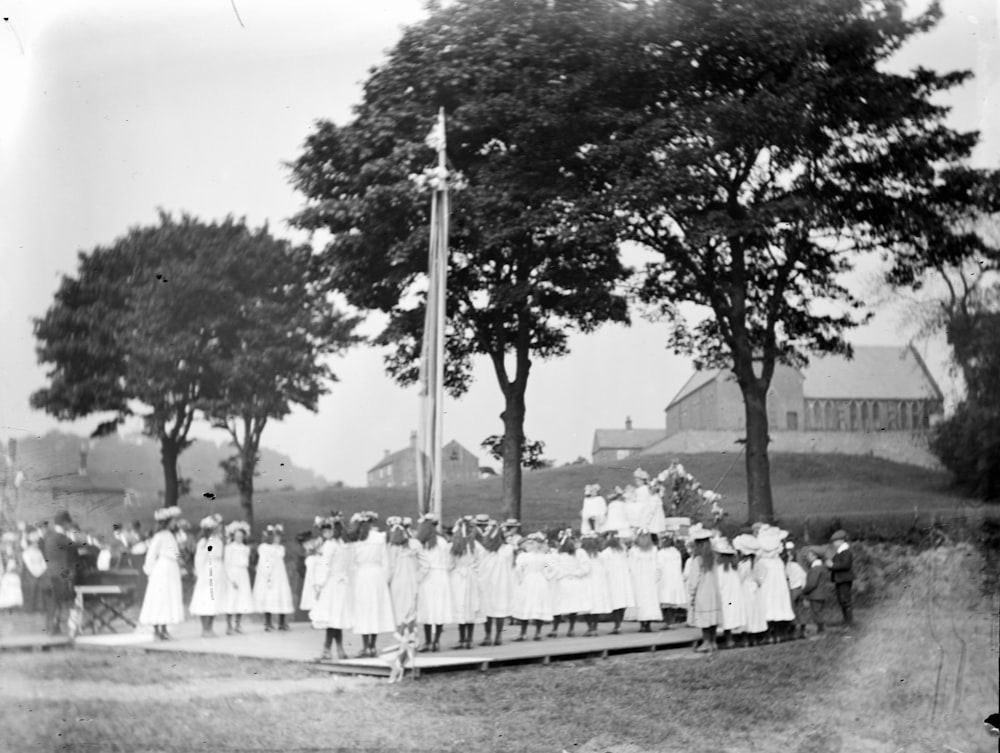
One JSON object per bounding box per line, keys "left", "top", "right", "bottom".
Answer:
{"left": 1, "top": 0, "right": 998, "bottom": 751}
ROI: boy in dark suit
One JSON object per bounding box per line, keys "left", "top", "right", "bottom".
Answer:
{"left": 801, "top": 549, "right": 832, "bottom": 634}
{"left": 41, "top": 510, "right": 81, "bottom": 635}
{"left": 826, "top": 529, "right": 854, "bottom": 627}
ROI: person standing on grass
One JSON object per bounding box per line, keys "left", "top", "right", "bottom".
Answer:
{"left": 40, "top": 510, "right": 80, "bottom": 636}
{"left": 801, "top": 549, "right": 831, "bottom": 635}
{"left": 656, "top": 530, "right": 687, "bottom": 629}
{"left": 513, "top": 532, "right": 555, "bottom": 641}
{"left": 580, "top": 484, "right": 607, "bottom": 534}
{"left": 733, "top": 534, "right": 767, "bottom": 647}
{"left": 349, "top": 511, "right": 396, "bottom": 658}
{"left": 310, "top": 514, "right": 352, "bottom": 662}
{"left": 600, "top": 530, "right": 634, "bottom": 634}
{"left": 686, "top": 526, "right": 722, "bottom": 652}
{"left": 386, "top": 515, "right": 420, "bottom": 633}
{"left": 189, "top": 513, "right": 227, "bottom": 638}
{"left": 784, "top": 542, "right": 808, "bottom": 640}
{"left": 711, "top": 537, "right": 745, "bottom": 649}
{"left": 827, "top": 530, "right": 854, "bottom": 627}
{"left": 756, "top": 527, "right": 796, "bottom": 643}
{"left": 449, "top": 517, "right": 484, "bottom": 650}
{"left": 477, "top": 520, "right": 515, "bottom": 646}
{"left": 252, "top": 524, "right": 294, "bottom": 632}
{"left": 139, "top": 506, "right": 184, "bottom": 641}
{"left": 628, "top": 529, "right": 661, "bottom": 633}
{"left": 416, "top": 513, "right": 452, "bottom": 652}
{"left": 222, "top": 521, "right": 253, "bottom": 635}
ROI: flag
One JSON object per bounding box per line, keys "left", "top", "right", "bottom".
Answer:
{"left": 416, "top": 109, "right": 449, "bottom": 521}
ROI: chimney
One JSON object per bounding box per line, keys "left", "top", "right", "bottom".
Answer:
{"left": 625, "top": 416, "right": 633, "bottom": 431}
{"left": 384, "top": 449, "right": 390, "bottom": 458}
{"left": 410, "top": 430, "right": 418, "bottom": 448}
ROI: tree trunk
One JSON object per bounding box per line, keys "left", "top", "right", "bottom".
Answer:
{"left": 238, "top": 442, "right": 257, "bottom": 531}
{"left": 160, "top": 438, "right": 181, "bottom": 508}
{"left": 500, "top": 386, "right": 526, "bottom": 521}
{"left": 741, "top": 380, "right": 775, "bottom": 524}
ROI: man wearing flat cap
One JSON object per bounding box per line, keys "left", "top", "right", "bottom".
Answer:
{"left": 827, "top": 530, "right": 854, "bottom": 627}
{"left": 41, "top": 510, "right": 81, "bottom": 635}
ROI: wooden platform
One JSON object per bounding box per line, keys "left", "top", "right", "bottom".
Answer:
{"left": 74, "top": 619, "right": 700, "bottom": 676}
{"left": 0, "top": 634, "right": 73, "bottom": 653}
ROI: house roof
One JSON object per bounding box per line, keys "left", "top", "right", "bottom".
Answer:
{"left": 592, "top": 429, "right": 667, "bottom": 453}
{"left": 368, "top": 439, "right": 477, "bottom": 474}
{"left": 663, "top": 345, "right": 944, "bottom": 409}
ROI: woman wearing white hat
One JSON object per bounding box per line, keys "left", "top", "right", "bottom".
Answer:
{"left": 733, "top": 534, "right": 768, "bottom": 646}
{"left": 138, "top": 506, "right": 185, "bottom": 640}
{"left": 755, "top": 526, "right": 795, "bottom": 642}
{"left": 190, "top": 513, "right": 227, "bottom": 638}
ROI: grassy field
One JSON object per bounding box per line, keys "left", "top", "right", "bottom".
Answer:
{"left": 2, "top": 542, "right": 995, "bottom": 753}
{"left": 14, "top": 452, "right": 987, "bottom": 542}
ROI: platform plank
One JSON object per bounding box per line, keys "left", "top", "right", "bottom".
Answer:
{"left": 0, "top": 635, "right": 73, "bottom": 652}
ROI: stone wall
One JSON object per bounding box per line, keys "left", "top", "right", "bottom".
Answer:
{"left": 643, "top": 428, "right": 943, "bottom": 470}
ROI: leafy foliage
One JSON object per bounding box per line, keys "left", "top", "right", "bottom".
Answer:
{"left": 480, "top": 435, "right": 547, "bottom": 471}
{"left": 655, "top": 461, "right": 726, "bottom": 527}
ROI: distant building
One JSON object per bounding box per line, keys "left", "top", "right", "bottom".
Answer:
{"left": 367, "top": 432, "right": 480, "bottom": 488}
{"left": 591, "top": 417, "right": 667, "bottom": 464}
{"left": 661, "top": 345, "right": 944, "bottom": 437}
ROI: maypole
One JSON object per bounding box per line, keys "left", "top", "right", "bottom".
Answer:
{"left": 416, "top": 108, "right": 449, "bottom": 522}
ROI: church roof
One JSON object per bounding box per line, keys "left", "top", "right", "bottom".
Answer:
{"left": 664, "top": 345, "right": 943, "bottom": 408}
{"left": 368, "top": 439, "right": 476, "bottom": 473}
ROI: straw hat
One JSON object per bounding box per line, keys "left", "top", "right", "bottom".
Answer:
{"left": 198, "top": 513, "right": 223, "bottom": 531}
{"left": 689, "top": 523, "right": 712, "bottom": 541}
{"left": 711, "top": 536, "right": 736, "bottom": 555}
{"left": 633, "top": 468, "right": 650, "bottom": 482}
{"left": 757, "top": 527, "right": 786, "bottom": 554}
{"left": 732, "top": 534, "right": 760, "bottom": 555}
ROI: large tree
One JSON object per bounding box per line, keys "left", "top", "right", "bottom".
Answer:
{"left": 288, "top": 0, "right": 633, "bottom": 519}
{"left": 199, "top": 225, "right": 360, "bottom": 529}
{"left": 589, "top": 0, "right": 994, "bottom": 522}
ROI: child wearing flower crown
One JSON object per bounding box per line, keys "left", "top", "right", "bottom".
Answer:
{"left": 386, "top": 515, "right": 420, "bottom": 632}
{"left": 600, "top": 530, "right": 634, "bottom": 634}
{"left": 138, "top": 506, "right": 184, "bottom": 641}
{"left": 416, "top": 514, "right": 452, "bottom": 652}
{"left": 656, "top": 530, "right": 687, "bottom": 629}
{"left": 478, "top": 519, "right": 515, "bottom": 645}
{"left": 310, "top": 514, "right": 352, "bottom": 661}
{"left": 449, "top": 517, "right": 484, "bottom": 650}
{"left": 190, "top": 513, "right": 227, "bottom": 638}
{"left": 628, "top": 529, "right": 660, "bottom": 633}
{"left": 252, "top": 524, "right": 294, "bottom": 632}
{"left": 222, "top": 521, "right": 253, "bottom": 635}
{"left": 550, "top": 530, "right": 591, "bottom": 638}
{"left": 512, "top": 532, "right": 554, "bottom": 641}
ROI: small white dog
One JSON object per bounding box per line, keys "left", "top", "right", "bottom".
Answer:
{"left": 383, "top": 624, "right": 418, "bottom": 683}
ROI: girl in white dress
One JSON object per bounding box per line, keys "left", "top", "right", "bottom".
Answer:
{"left": 712, "top": 537, "right": 746, "bottom": 648}
{"left": 686, "top": 529, "right": 722, "bottom": 652}
{"left": 733, "top": 534, "right": 768, "bottom": 646}
{"left": 138, "top": 506, "right": 185, "bottom": 640}
{"left": 756, "top": 526, "right": 795, "bottom": 642}
{"left": 349, "top": 512, "right": 395, "bottom": 657}
{"left": 599, "top": 531, "right": 634, "bottom": 634}
{"left": 512, "top": 533, "right": 554, "bottom": 641}
{"left": 298, "top": 536, "right": 322, "bottom": 613}
{"left": 252, "top": 524, "right": 294, "bottom": 631}
{"left": 628, "top": 529, "right": 661, "bottom": 632}
{"left": 579, "top": 533, "right": 610, "bottom": 636}
{"left": 656, "top": 533, "right": 687, "bottom": 628}
{"left": 550, "top": 531, "right": 591, "bottom": 637}
{"left": 310, "top": 515, "right": 353, "bottom": 661}
{"left": 223, "top": 521, "right": 253, "bottom": 635}
{"left": 477, "top": 521, "right": 515, "bottom": 646}
{"left": 386, "top": 516, "right": 420, "bottom": 631}
{"left": 449, "top": 517, "right": 484, "bottom": 650}
{"left": 0, "top": 533, "right": 23, "bottom": 611}
{"left": 190, "top": 513, "right": 227, "bottom": 637}
{"left": 416, "top": 514, "right": 452, "bottom": 652}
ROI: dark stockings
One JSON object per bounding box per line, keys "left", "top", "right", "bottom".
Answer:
{"left": 612, "top": 608, "right": 625, "bottom": 634}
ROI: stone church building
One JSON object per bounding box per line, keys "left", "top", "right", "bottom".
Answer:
{"left": 367, "top": 432, "right": 479, "bottom": 488}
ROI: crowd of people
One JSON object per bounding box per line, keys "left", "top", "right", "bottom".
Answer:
{"left": 0, "top": 467, "right": 856, "bottom": 661}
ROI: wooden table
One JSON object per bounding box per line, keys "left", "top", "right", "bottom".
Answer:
{"left": 73, "top": 584, "right": 136, "bottom": 635}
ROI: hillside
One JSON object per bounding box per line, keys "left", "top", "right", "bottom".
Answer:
{"left": 16, "top": 450, "right": 985, "bottom": 542}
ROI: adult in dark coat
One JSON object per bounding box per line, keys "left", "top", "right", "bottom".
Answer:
{"left": 41, "top": 510, "right": 81, "bottom": 635}
{"left": 826, "top": 529, "right": 854, "bottom": 627}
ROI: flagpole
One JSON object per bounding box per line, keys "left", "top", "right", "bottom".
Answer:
{"left": 432, "top": 108, "right": 448, "bottom": 524}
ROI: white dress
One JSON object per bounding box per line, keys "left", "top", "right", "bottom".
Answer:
{"left": 478, "top": 543, "right": 515, "bottom": 618}
{"left": 299, "top": 552, "right": 320, "bottom": 612}
{"left": 687, "top": 556, "right": 722, "bottom": 628}
{"left": 450, "top": 542, "right": 484, "bottom": 624}
{"left": 252, "top": 543, "right": 294, "bottom": 614}
{"left": 139, "top": 530, "right": 185, "bottom": 626}
{"left": 628, "top": 546, "right": 661, "bottom": 621}
{"left": 585, "top": 553, "right": 612, "bottom": 615}
{"left": 757, "top": 553, "right": 795, "bottom": 622}
{"left": 309, "top": 539, "right": 353, "bottom": 630}
{"left": 604, "top": 500, "right": 631, "bottom": 538}
{"left": 223, "top": 542, "right": 253, "bottom": 614}
{"left": 417, "top": 537, "right": 453, "bottom": 625}
{"left": 739, "top": 558, "right": 768, "bottom": 634}
{"left": 388, "top": 539, "right": 421, "bottom": 626}
{"left": 553, "top": 550, "right": 592, "bottom": 615}
{"left": 0, "top": 556, "right": 23, "bottom": 609}
{"left": 600, "top": 547, "right": 635, "bottom": 611}
{"left": 656, "top": 546, "right": 688, "bottom": 608}
{"left": 189, "top": 535, "right": 228, "bottom": 616}
{"left": 351, "top": 531, "right": 395, "bottom": 634}
{"left": 580, "top": 495, "right": 607, "bottom": 534}
{"left": 513, "top": 551, "right": 554, "bottom": 622}
{"left": 714, "top": 562, "right": 747, "bottom": 631}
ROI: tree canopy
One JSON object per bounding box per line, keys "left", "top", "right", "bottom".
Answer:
{"left": 288, "top": 0, "right": 634, "bottom": 518}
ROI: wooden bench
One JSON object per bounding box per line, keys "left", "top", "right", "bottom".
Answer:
{"left": 73, "top": 585, "right": 137, "bottom": 635}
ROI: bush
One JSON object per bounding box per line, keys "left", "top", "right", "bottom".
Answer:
{"left": 930, "top": 403, "right": 1000, "bottom": 501}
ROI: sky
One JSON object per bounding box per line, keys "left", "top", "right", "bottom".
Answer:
{"left": 1, "top": 0, "right": 998, "bottom": 487}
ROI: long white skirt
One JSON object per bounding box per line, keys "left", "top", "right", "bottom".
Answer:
{"left": 715, "top": 565, "right": 747, "bottom": 631}
{"left": 299, "top": 555, "right": 319, "bottom": 612}
{"left": 351, "top": 563, "right": 395, "bottom": 634}
{"left": 586, "top": 556, "right": 613, "bottom": 615}
{"left": 252, "top": 561, "right": 294, "bottom": 615}
{"left": 478, "top": 549, "right": 515, "bottom": 618}
{"left": 656, "top": 548, "right": 688, "bottom": 607}
{"left": 0, "top": 572, "right": 23, "bottom": 609}
{"left": 758, "top": 558, "right": 795, "bottom": 622}
{"left": 417, "top": 568, "right": 453, "bottom": 625}
{"left": 628, "top": 549, "right": 661, "bottom": 621}
{"left": 309, "top": 573, "right": 352, "bottom": 630}
{"left": 190, "top": 565, "right": 228, "bottom": 616}
{"left": 601, "top": 550, "right": 635, "bottom": 611}
{"left": 139, "top": 558, "right": 184, "bottom": 626}
{"left": 513, "top": 572, "right": 553, "bottom": 622}
{"left": 223, "top": 567, "right": 254, "bottom": 614}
